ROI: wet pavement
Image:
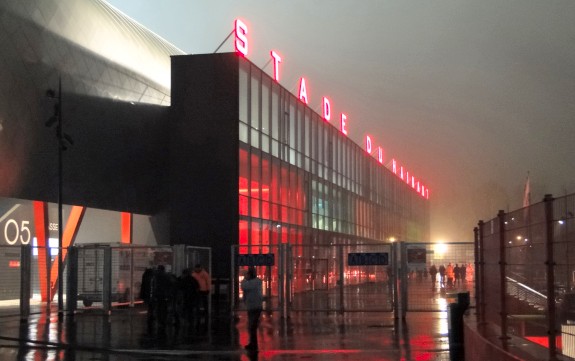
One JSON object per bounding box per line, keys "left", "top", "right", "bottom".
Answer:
{"left": 0, "top": 305, "right": 453, "bottom": 361}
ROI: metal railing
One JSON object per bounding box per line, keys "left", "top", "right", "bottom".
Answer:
{"left": 475, "top": 193, "right": 575, "bottom": 360}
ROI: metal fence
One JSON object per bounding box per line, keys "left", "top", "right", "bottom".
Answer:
{"left": 231, "top": 241, "right": 474, "bottom": 317}
{"left": 231, "top": 243, "right": 396, "bottom": 316}
{"left": 0, "top": 244, "right": 211, "bottom": 319}
{"left": 476, "top": 193, "right": 575, "bottom": 360}
{"left": 401, "top": 242, "right": 475, "bottom": 312}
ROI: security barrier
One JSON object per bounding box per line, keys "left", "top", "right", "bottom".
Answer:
{"left": 0, "top": 244, "right": 211, "bottom": 318}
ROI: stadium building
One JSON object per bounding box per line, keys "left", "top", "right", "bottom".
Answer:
{"left": 0, "top": 0, "right": 429, "bottom": 281}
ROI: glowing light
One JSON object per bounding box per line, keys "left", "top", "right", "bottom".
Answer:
{"left": 378, "top": 147, "right": 383, "bottom": 164}
{"left": 298, "top": 77, "right": 308, "bottom": 104}
{"left": 365, "top": 135, "right": 372, "bottom": 154}
{"left": 434, "top": 243, "right": 447, "bottom": 255}
{"left": 235, "top": 19, "right": 248, "bottom": 56}
{"left": 270, "top": 50, "right": 281, "bottom": 81}
{"left": 322, "top": 97, "right": 331, "bottom": 121}
{"left": 340, "top": 113, "right": 348, "bottom": 135}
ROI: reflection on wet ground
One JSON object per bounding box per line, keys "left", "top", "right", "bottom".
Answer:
{"left": 0, "top": 281, "right": 464, "bottom": 361}
{"left": 0, "top": 312, "right": 453, "bottom": 360}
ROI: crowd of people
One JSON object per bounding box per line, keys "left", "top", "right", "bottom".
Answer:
{"left": 428, "top": 263, "right": 473, "bottom": 289}
{"left": 139, "top": 264, "right": 211, "bottom": 332}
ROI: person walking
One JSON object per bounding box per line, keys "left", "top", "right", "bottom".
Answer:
{"left": 192, "top": 264, "right": 211, "bottom": 316}
{"left": 241, "top": 267, "right": 263, "bottom": 352}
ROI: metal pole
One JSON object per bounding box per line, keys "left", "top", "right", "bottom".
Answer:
{"left": 66, "top": 246, "right": 77, "bottom": 315}
{"left": 57, "top": 77, "right": 64, "bottom": 319}
{"left": 544, "top": 194, "right": 558, "bottom": 360}
{"left": 478, "top": 220, "right": 486, "bottom": 325}
{"left": 473, "top": 226, "right": 480, "bottom": 317}
{"left": 338, "top": 245, "right": 344, "bottom": 314}
{"left": 20, "top": 245, "right": 32, "bottom": 321}
{"left": 497, "top": 210, "right": 509, "bottom": 339}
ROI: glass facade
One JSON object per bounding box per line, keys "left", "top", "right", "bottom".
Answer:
{"left": 238, "top": 59, "right": 429, "bottom": 256}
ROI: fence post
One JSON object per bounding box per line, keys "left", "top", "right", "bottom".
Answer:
{"left": 230, "top": 246, "right": 236, "bottom": 317}
{"left": 392, "top": 242, "right": 399, "bottom": 320}
{"left": 544, "top": 194, "right": 558, "bottom": 360}
{"left": 20, "top": 244, "right": 32, "bottom": 322}
{"left": 66, "top": 246, "right": 78, "bottom": 315}
{"left": 400, "top": 242, "right": 408, "bottom": 320}
{"left": 498, "top": 210, "right": 509, "bottom": 339}
{"left": 478, "top": 220, "right": 486, "bottom": 325}
{"left": 338, "top": 245, "right": 345, "bottom": 314}
{"left": 473, "top": 225, "right": 480, "bottom": 317}
{"left": 103, "top": 246, "right": 112, "bottom": 314}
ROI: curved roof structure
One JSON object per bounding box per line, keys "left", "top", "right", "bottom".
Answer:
{"left": 2, "top": 0, "right": 185, "bottom": 91}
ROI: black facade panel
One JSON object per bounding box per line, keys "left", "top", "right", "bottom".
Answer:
{"left": 170, "top": 53, "right": 240, "bottom": 278}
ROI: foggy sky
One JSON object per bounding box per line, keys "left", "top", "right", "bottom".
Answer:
{"left": 107, "top": 0, "right": 575, "bottom": 242}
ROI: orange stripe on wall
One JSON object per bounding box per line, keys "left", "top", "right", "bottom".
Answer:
{"left": 121, "top": 212, "right": 132, "bottom": 244}
{"left": 49, "top": 206, "right": 86, "bottom": 300}
{"left": 33, "top": 201, "right": 49, "bottom": 302}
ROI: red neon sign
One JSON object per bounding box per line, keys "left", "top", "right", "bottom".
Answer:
{"left": 270, "top": 50, "right": 282, "bottom": 81}
{"left": 233, "top": 18, "right": 430, "bottom": 199}
{"left": 365, "top": 135, "right": 372, "bottom": 154}
{"left": 340, "top": 113, "right": 348, "bottom": 135}
{"left": 322, "top": 97, "right": 331, "bottom": 121}
{"left": 235, "top": 19, "right": 248, "bottom": 56}
{"left": 298, "top": 77, "right": 308, "bottom": 104}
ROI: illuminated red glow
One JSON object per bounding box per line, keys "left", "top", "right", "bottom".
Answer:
{"left": 234, "top": 18, "right": 429, "bottom": 199}
{"left": 9, "top": 260, "right": 20, "bottom": 268}
{"left": 322, "top": 97, "right": 331, "bottom": 121}
{"left": 340, "top": 113, "right": 348, "bottom": 135}
{"left": 298, "top": 77, "right": 309, "bottom": 104}
{"left": 235, "top": 19, "right": 248, "bottom": 56}
{"left": 270, "top": 50, "right": 282, "bottom": 81}
{"left": 365, "top": 135, "right": 372, "bottom": 154}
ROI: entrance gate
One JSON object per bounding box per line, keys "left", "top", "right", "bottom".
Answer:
{"left": 400, "top": 242, "right": 476, "bottom": 313}
{"left": 231, "top": 243, "right": 396, "bottom": 315}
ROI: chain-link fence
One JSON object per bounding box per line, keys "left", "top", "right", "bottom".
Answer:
{"left": 476, "top": 193, "right": 575, "bottom": 360}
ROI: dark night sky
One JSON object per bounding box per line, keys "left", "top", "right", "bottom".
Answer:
{"left": 107, "top": 0, "right": 575, "bottom": 242}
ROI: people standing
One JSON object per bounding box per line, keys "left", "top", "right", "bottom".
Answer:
{"left": 241, "top": 267, "right": 263, "bottom": 352}
{"left": 150, "top": 265, "right": 170, "bottom": 330}
{"left": 429, "top": 264, "right": 438, "bottom": 287}
{"left": 454, "top": 264, "right": 461, "bottom": 286}
{"left": 176, "top": 268, "right": 199, "bottom": 323}
{"left": 446, "top": 263, "right": 454, "bottom": 288}
{"left": 192, "top": 264, "right": 211, "bottom": 316}
{"left": 438, "top": 264, "right": 446, "bottom": 288}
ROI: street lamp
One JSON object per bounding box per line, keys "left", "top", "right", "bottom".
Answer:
{"left": 46, "top": 77, "right": 73, "bottom": 319}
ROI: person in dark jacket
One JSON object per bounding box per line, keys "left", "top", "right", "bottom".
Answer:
{"left": 241, "top": 267, "right": 263, "bottom": 352}
{"left": 429, "top": 264, "right": 438, "bottom": 288}
{"left": 177, "top": 268, "right": 199, "bottom": 323}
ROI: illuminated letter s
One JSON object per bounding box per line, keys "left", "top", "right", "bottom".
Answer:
{"left": 235, "top": 19, "right": 248, "bottom": 56}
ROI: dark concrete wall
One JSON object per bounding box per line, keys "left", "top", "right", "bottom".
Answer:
{"left": 170, "top": 53, "right": 240, "bottom": 278}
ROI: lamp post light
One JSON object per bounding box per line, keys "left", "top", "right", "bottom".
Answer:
{"left": 46, "top": 77, "right": 73, "bottom": 319}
